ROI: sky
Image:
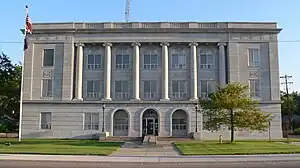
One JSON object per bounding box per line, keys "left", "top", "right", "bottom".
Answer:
{"left": 0, "top": 0, "right": 299, "bottom": 92}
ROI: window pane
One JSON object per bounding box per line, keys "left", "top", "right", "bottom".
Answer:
{"left": 172, "top": 81, "right": 178, "bottom": 92}
{"left": 43, "top": 49, "right": 54, "bottom": 66}
{"left": 207, "top": 55, "right": 214, "bottom": 64}
{"left": 95, "top": 55, "right": 101, "bottom": 64}
{"left": 151, "top": 55, "right": 158, "bottom": 64}
{"left": 88, "top": 55, "right": 94, "bottom": 64}
{"left": 178, "top": 55, "right": 185, "bottom": 65}
{"left": 179, "top": 81, "right": 186, "bottom": 92}
{"left": 94, "top": 81, "right": 101, "bottom": 92}
{"left": 92, "top": 113, "right": 99, "bottom": 125}
{"left": 144, "top": 54, "right": 150, "bottom": 64}
{"left": 201, "top": 81, "right": 207, "bottom": 92}
{"left": 116, "top": 55, "right": 122, "bottom": 65}
{"left": 115, "top": 81, "right": 122, "bottom": 92}
{"left": 144, "top": 81, "right": 150, "bottom": 92}
{"left": 41, "top": 112, "right": 51, "bottom": 129}
{"left": 150, "top": 81, "right": 157, "bottom": 92}
{"left": 172, "top": 54, "right": 178, "bottom": 65}
{"left": 123, "top": 55, "right": 130, "bottom": 65}
{"left": 122, "top": 81, "right": 128, "bottom": 92}
{"left": 47, "top": 79, "right": 52, "bottom": 95}
{"left": 87, "top": 81, "right": 94, "bottom": 92}
{"left": 200, "top": 54, "right": 207, "bottom": 64}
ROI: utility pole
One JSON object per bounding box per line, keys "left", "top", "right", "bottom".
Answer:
{"left": 280, "top": 75, "right": 293, "bottom": 135}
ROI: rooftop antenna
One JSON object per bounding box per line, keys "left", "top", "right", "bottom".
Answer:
{"left": 125, "top": 0, "right": 130, "bottom": 22}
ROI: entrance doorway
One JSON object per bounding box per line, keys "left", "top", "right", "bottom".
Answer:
{"left": 142, "top": 109, "right": 159, "bottom": 136}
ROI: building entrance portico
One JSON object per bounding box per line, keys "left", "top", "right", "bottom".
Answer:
{"left": 141, "top": 109, "right": 159, "bottom": 136}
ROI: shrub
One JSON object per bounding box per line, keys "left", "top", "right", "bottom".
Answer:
{"left": 292, "top": 128, "right": 300, "bottom": 135}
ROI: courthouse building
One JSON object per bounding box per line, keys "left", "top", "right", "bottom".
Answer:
{"left": 20, "top": 22, "right": 283, "bottom": 139}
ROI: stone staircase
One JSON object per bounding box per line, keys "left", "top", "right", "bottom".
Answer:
{"left": 143, "top": 135, "right": 157, "bottom": 145}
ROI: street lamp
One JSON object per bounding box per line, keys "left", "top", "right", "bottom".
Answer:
{"left": 102, "top": 104, "right": 105, "bottom": 132}
{"left": 194, "top": 103, "right": 198, "bottom": 132}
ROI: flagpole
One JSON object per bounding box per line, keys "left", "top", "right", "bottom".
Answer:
{"left": 18, "top": 5, "right": 28, "bottom": 142}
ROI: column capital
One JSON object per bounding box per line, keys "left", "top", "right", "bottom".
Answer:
{"left": 75, "top": 43, "right": 85, "bottom": 47}
{"left": 103, "top": 43, "right": 113, "bottom": 47}
{"left": 160, "top": 42, "right": 170, "bottom": 47}
{"left": 131, "top": 42, "right": 141, "bottom": 47}
{"left": 189, "top": 42, "right": 199, "bottom": 47}
{"left": 217, "top": 42, "right": 227, "bottom": 47}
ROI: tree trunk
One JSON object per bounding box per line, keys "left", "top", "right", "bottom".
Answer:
{"left": 230, "top": 109, "right": 234, "bottom": 143}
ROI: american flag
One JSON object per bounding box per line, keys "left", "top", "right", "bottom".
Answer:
{"left": 24, "top": 5, "right": 33, "bottom": 51}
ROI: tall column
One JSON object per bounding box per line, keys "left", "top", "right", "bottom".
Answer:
{"left": 103, "top": 43, "right": 112, "bottom": 101}
{"left": 131, "top": 42, "right": 141, "bottom": 100}
{"left": 218, "top": 42, "right": 227, "bottom": 87}
{"left": 74, "top": 43, "right": 84, "bottom": 100}
{"left": 189, "top": 42, "right": 198, "bottom": 100}
{"left": 160, "top": 42, "right": 169, "bottom": 101}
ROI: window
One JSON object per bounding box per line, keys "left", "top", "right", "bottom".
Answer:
{"left": 40, "top": 112, "right": 52, "bottom": 130}
{"left": 249, "top": 79, "right": 260, "bottom": 97}
{"left": 84, "top": 113, "right": 99, "bottom": 130}
{"left": 248, "top": 48, "right": 260, "bottom": 67}
{"left": 144, "top": 54, "right": 158, "bottom": 69}
{"left": 116, "top": 54, "right": 130, "bottom": 69}
{"left": 172, "top": 54, "right": 186, "bottom": 69}
{"left": 143, "top": 80, "right": 158, "bottom": 99}
{"left": 114, "top": 119, "right": 129, "bottom": 131}
{"left": 172, "top": 118, "right": 186, "bottom": 130}
{"left": 200, "top": 53, "right": 214, "bottom": 69}
{"left": 199, "top": 80, "right": 215, "bottom": 98}
{"left": 86, "top": 80, "right": 103, "bottom": 99}
{"left": 172, "top": 81, "right": 187, "bottom": 99}
{"left": 115, "top": 81, "right": 129, "bottom": 99}
{"left": 42, "top": 79, "right": 53, "bottom": 97}
{"left": 43, "top": 49, "right": 54, "bottom": 67}
{"left": 87, "top": 54, "right": 102, "bottom": 69}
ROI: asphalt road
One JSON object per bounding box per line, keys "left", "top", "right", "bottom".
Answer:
{"left": 1, "top": 160, "right": 300, "bottom": 168}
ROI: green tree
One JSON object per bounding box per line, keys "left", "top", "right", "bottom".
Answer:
{"left": 199, "top": 82, "right": 272, "bottom": 143}
{"left": 281, "top": 91, "right": 300, "bottom": 116}
{"left": 0, "top": 52, "right": 21, "bottom": 120}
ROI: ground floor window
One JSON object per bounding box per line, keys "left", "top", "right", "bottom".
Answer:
{"left": 172, "top": 118, "right": 187, "bottom": 130}
{"left": 40, "top": 112, "right": 52, "bottom": 130}
{"left": 114, "top": 119, "right": 128, "bottom": 131}
{"left": 84, "top": 113, "right": 99, "bottom": 130}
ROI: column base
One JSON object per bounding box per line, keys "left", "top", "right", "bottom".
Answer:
{"left": 101, "top": 98, "right": 112, "bottom": 101}
{"left": 160, "top": 98, "right": 170, "bottom": 101}
{"left": 189, "top": 98, "right": 198, "bottom": 102}
{"left": 72, "top": 98, "right": 83, "bottom": 102}
{"left": 130, "top": 98, "right": 141, "bottom": 101}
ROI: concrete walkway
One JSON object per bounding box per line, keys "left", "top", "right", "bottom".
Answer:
{"left": 110, "top": 141, "right": 179, "bottom": 156}
{"left": 1, "top": 154, "right": 300, "bottom": 163}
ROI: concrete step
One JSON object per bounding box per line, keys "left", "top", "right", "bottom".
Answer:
{"left": 101, "top": 136, "right": 142, "bottom": 142}
{"left": 143, "top": 135, "right": 150, "bottom": 145}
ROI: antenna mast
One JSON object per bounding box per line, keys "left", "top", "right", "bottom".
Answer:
{"left": 125, "top": 0, "right": 130, "bottom": 22}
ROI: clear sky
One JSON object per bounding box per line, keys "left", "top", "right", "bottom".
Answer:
{"left": 0, "top": 0, "right": 299, "bottom": 92}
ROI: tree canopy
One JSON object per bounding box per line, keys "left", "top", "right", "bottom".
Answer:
{"left": 199, "top": 82, "right": 272, "bottom": 143}
{"left": 281, "top": 91, "right": 300, "bottom": 116}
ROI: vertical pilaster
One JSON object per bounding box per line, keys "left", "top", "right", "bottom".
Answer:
{"left": 189, "top": 42, "right": 198, "bottom": 100}
{"left": 103, "top": 43, "right": 112, "bottom": 101}
{"left": 218, "top": 42, "right": 227, "bottom": 87}
{"left": 160, "top": 42, "right": 170, "bottom": 101}
{"left": 74, "top": 43, "right": 84, "bottom": 100}
{"left": 131, "top": 42, "right": 141, "bottom": 100}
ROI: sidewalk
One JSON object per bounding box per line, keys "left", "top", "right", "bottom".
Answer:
{"left": 0, "top": 154, "right": 300, "bottom": 163}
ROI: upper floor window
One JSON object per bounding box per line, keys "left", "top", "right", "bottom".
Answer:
{"left": 144, "top": 54, "right": 158, "bottom": 69}
{"left": 116, "top": 54, "right": 130, "bottom": 69}
{"left": 43, "top": 49, "right": 54, "bottom": 67}
{"left": 172, "top": 54, "right": 186, "bottom": 69}
{"left": 42, "top": 79, "right": 53, "bottom": 97}
{"left": 115, "top": 80, "right": 129, "bottom": 100}
{"left": 249, "top": 79, "right": 260, "bottom": 97}
{"left": 172, "top": 80, "right": 187, "bottom": 99}
{"left": 40, "top": 112, "right": 52, "bottom": 130}
{"left": 86, "top": 80, "right": 103, "bottom": 99}
{"left": 84, "top": 113, "right": 99, "bottom": 130}
{"left": 143, "top": 80, "right": 158, "bottom": 99}
{"left": 199, "top": 80, "right": 215, "bottom": 98}
{"left": 248, "top": 48, "right": 260, "bottom": 67}
{"left": 200, "top": 53, "right": 214, "bottom": 69}
{"left": 87, "top": 54, "right": 102, "bottom": 69}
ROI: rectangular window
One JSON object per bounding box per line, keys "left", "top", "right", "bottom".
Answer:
{"left": 43, "top": 49, "right": 54, "bottom": 67}
{"left": 115, "top": 81, "right": 129, "bottom": 100}
{"left": 87, "top": 54, "right": 102, "bottom": 69}
{"left": 86, "top": 80, "right": 103, "bottom": 99}
{"left": 200, "top": 54, "right": 214, "bottom": 69}
{"left": 172, "top": 80, "right": 187, "bottom": 99}
{"left": 40, "top": 112, "right": 52, "bottom": 130}
{"left": 249, "top": 79, "right": 260, "bottom": 97}
{"left": 248, "top": 49, "right": 260, "bottom": 67}
{"left": 199, "top": 80, "right": 215, "bottom": 98}
{"left": 143, "top": 80, "right": 158, "bottom": 99}
{"left": 143, "top": 54, "right": 158, "bottom": 69}
{"left": 42, "top": 79, "right": 53, "bottom": 97}
{"left": 116, "top": 54, "right": 130, "bottom": 69}
{"left": 84, "top": 113, "right": 99, "bottom": 130}
{"left": 172, "top": 54, "right": 186, "bottom": 69}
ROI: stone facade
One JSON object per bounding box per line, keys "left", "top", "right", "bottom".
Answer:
{"left": 20, "top": 22, "right": 283, "bottom": 140}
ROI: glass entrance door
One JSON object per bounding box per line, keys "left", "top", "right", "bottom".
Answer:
{"left": 146, "top": 118, "right": 154, "bottom": 135}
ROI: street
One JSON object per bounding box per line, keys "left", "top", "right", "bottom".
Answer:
{"left": 1, "top": 160, "right": 300, "bottom": 168}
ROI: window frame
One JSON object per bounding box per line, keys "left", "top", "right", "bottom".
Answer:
{"left": 116, "top": 54, "right": 130, "bottom": 69}
{"left": 199, "top": 53, "right": 215, "bottom": 69}
{"left": 87, "top": 54, "right": 102, "bottom": 70}
{"left": 143, "top": 80, "right": 158, "bottom": 99}
{"left": 248, "top": 48, "right": 260, "bottom": 67}
{"left": 42, "top": 49, "right": 55, "bottom": 67}
{"left": 86, "top": 80, "right": 103, "bottom": 99}
{"left": 172, "top": 80, "right": 187, "bottom": 99}
{"left": 41, "top": 79, "right": 53, "bottom": 98}
{"left": 143, "top": 53, "right": 158, "bottom": 69}
{"left": 114, "top": 80, "right": 130, "bottom": 100}
{"left": 249, "top": 79, "right": 260, "bottom": 97}
{"left": 199, "top": 80, "right": 215, "bottom": 98}
{"left": 84, "top": 113, "right": 99, "bottom": 130}
{"left": 40, "top": 112, "right": 52, "bottom": 130}
{"left": 171, "top": 54, "right": 186, "bottom": 69}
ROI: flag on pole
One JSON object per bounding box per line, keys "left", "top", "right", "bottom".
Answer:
{"left": 24, "top": 5, "right": 33, "bottom": 51}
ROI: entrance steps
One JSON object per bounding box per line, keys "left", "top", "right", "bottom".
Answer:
{"left": 100, "top": 136, "right": 142, "bottom": 142}
{"left": 143, "top": 135, "right": 157, "bottom": 145}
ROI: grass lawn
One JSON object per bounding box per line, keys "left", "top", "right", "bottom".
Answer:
{"left": 0, "top": 138, "right": 123, "bottom": 156}
{"left": 175, "top": 141, "right": 300, "bottom": 155}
